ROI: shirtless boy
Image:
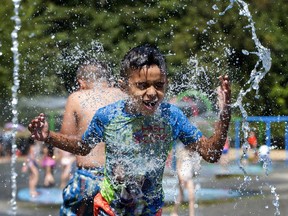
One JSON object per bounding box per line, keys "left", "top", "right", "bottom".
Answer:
{"left": 58, "top": 60, "right": 126, "bottom": 215}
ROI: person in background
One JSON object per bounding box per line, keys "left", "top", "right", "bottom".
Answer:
{"left": 219, "top": 137, "right": 230, "bottom": 171}
{"left": 42, "top": 143, "right": 56, "bottom": 187}
{"left": 0, "top": 133, "right": 4, "bottom": 157}
{"left": 247, "top": 131, "right": 258, "bottom": 163}
{"left": 168, "top": 95, "right": 202, "bottom": 216}
{"left": 171, "top": 143, "right": 201, "bottom": 216}
{"left": 21, "top": 138, "right": 42, "bottom": 197}
{"left": 58, "top": 149, "right": 75, "bottom": 189}
{"left": 2, "top": 126, "right": 13, "bottom": 157}
{"left": 57, "top": 59, "right": 126, "bottom": 215}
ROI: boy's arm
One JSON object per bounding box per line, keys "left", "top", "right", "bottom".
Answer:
{"left": 188, "top": 75, "right": 231, "bottom": 163}
{"left": 28, "top": 113, "right": 91, "bottom": 156}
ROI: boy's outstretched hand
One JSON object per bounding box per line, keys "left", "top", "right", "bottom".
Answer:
{"left": 195, "top": 75, "right": 231, "bottom": 163}
{"left": 28, "top": 113, "right": 49, "bottom": 141}
{"left": 217, "top": 75, "right": 231, "bottom": 115}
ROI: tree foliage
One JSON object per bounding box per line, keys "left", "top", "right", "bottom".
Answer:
{"left": 0, "top": 0, "right": 287, "bottom": 118}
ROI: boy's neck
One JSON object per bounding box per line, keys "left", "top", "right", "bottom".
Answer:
{"left": 124, "top": 101, "right": 137, "bottom": 115}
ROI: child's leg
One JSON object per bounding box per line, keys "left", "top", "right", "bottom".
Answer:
{"left": 253, "top": 148, "right": 259, "bottom": 163}
{"left": 29, "top": 164, "right": 39, "bottom": 197}
{"left": 44, "top": 165, "right": 55, "bottom": 186}
{"left": 171, "top": 178, "right": 184, "bottom": 216}
{"left": 186, "top": 180, "right": 195, "bottom": 216}
{"left": 42, "top": 155, "right": 56, "bottom": 187}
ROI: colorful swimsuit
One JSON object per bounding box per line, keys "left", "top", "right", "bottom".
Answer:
{"left": 82, "top": 100, "right": 202, "bottom": 215}
{"left": 60, "top": 167, "right": 104, "bottom": 216}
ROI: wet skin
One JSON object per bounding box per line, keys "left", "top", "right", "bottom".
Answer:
{"left": 120, "top": 64, "right": 168, "bottom": 116}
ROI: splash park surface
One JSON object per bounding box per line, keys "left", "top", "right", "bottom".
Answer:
{"left": 163, "top": 180, "right": 243, "bottom": 203}
{"left": 0, "top": 159, "right": 287, "bottom": 216}
{"left": 16, "top": 164, "right": 250, "bottom": 206}
{"left": 15, "top": 163, "right": 253, "bottom": 206}
{"left": 17, "top": 187, "right": 62, "bottom": 205}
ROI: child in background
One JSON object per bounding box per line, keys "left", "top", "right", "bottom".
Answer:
{"left": 42, "top": 143, "right": 56, "bottom": 187}
{"left": 21, "top": 138, "right": 42, "bottom": 197}
{"left": 28, "top": 44, "right": 231, "bottom": 216}
{"left": 219, "top": 137, "right": 230, "bottom": 172}
{"left": 247, "top": 131, "right": 258, "bottom": 163}
{"left": 59, "top": 149, "right": 75, "bottom": 189}
{"left": 171, "top": 143, "right": 201, "bottom": 216}
{"left": 59, "top": 59, "right": 126, "bottom": 215}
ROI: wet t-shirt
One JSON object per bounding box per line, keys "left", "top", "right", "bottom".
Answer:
{"left": 82, "top": 100, "right": 202, "bottom": 215}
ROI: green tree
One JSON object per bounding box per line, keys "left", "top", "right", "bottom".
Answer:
{"left": 1, "top": 0, "right": 288, "bottom": 120}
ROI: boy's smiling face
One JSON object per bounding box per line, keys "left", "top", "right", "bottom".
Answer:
{"left": 120, "top": 64, "right": 168, "bottom": 116}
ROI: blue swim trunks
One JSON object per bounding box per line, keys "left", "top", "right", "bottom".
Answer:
{"left": 60, "top": 167, "right": 104, "bottom": 216}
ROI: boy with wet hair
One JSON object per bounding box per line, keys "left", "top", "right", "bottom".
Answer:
{"left": 28, "top": 44, "right": 231, "bottom": 215}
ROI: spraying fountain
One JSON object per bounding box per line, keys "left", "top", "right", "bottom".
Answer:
{"left": 9, "top": 0, "right": 21, "bottom": 215}
{"left": 2, "top": 0, "right": 286, "bottom": 215}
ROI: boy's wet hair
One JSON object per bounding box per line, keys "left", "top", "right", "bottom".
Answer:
{"left": 77, "top": 59, "right": 111, "bottom": 82}
{"left": 120, "top": 44, "right": 167, "bottom": 79}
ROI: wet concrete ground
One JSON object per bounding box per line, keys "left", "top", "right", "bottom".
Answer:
{"left": 0, "top": 157, "right": 288, "bottom": 216}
